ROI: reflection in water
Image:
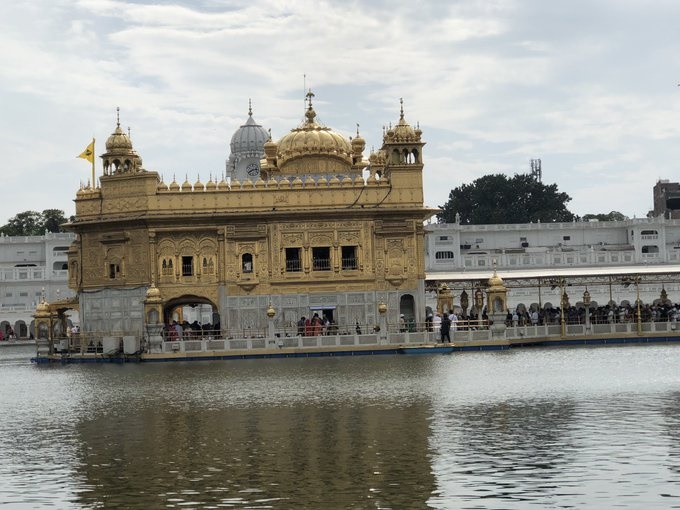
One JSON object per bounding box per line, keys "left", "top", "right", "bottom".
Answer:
{"left": 74, "top": 403, "right": 437, "bottom": 508}
{"left": 431, "top": 399, "right": 578, "bottom": 508}
{"left": 56, "top": 357, "right": 437, "bottom": 509}
{"left": 3, "top": 345, "right": 680, "bottom": 508}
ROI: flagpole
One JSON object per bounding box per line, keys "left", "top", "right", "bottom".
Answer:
{"left": 91, "top": 137, "right": 96, "bottom": 188}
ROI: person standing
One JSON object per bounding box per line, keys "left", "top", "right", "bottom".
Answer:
{"left": 440, "top": 313, "right": 451, "bottom": 343}
{"left": 433, "top": 313, "right": 442, "bottom": 339}
{"left": 399, "top": 314, "right": 406, "bottom": 332}
{"left": 449, "top": 310, "right": 458, "bottom": 332}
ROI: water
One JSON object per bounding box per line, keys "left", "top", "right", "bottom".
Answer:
{"left": 1, "top": 344, "right": 680, "bottom": 509}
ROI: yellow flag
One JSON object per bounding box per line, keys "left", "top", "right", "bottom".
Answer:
{"left": 77, "top": 139, "right": 95, "bottom": 164}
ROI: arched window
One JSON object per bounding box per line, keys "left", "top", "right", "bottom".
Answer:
{"left": 242, "top": 253, "right": 253, "bottom": 273}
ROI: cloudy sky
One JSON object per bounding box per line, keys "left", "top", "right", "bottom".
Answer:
{"left": 1, "top": 0, "right": 679, "bottom": 225}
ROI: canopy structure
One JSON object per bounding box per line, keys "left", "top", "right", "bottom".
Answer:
{"left": 426, "top": 264, "right": 680, "bottom": 288}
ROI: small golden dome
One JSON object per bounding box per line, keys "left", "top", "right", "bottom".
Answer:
{"left": 194, "top": 175, "right": 204, "bottom": 191}
{"left": 351, "top": 125, "right": 366, "bottom": 152}
{"left": 36, "top": 299, "right": 50, "bottom": 314}
{"left": 487, "top": 269, "right": 506, "bottom": 291}
{"left": 383, "top": 99, "right": 419, "bottom": 143}
{"left": 181, "top": 175, "right": 192, "bottom": 191}
{"left": 264, "top": 138, "right": 278, "bottom": 157}
{"left": 157, "top": 176, "right": 168, "bottom": 191}
{"left": 369, "top": 149, "right": 386, "bottom": 165}
{"left": 106, "top": 124, "right": 133, "bottom": 151}
{"left": 145, "top": 285, "right": 161, "bottom": 300}
{"left": 206, "top": 177, "right": 217, "bottom": 191}
{"left": 168, "top": 176, "right": 180, "bottom": 192}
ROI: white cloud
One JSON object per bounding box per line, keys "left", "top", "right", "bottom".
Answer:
{"left": 1, "top": 0, "right": 680, "bottom": 224}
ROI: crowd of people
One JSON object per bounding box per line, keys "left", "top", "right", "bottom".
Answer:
{"left": 164, "top": 320, "right": 220, "bottom": 340}
{"left": 158, "top": 301, "right": 680, "bottom": 343}
{"left": 296, "top": 313, "right": 339, "bottom": 336}
{"left": 504, "top": 301, "right": 680, "bottom": 327}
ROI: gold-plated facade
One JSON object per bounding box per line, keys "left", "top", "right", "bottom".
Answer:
{"left": 66, "top": 96, "right": 435, "bottom": 336}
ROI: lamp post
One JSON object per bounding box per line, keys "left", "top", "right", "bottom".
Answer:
{"left": 266, "top": 302, "right": 276, "bottom": 340}
{"left": 378, "top": 301, "right": 388, "bottom": 344}
{"left": 583, "top": 287, "right": 591, "bottom": 334}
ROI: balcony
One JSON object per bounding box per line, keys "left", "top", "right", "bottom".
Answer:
{"left": 286, "top": 260, "right": 302, "bottom": 272}
{"left": 341, "top": 257, "right": 358, "bottom": 270}
{"left": 312, "top": 258, "right": 331, "bottom": 271}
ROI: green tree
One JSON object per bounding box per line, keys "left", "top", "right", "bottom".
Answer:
{"left": 581, "top": 211, "right": 628, "bottom": 222}
{"left": 0, "top": 209, "right": 70, "bottom": 236}
{"left": 41, "top": 209, "right": 70, "bottom": 233}
{"left": 437, "top": 173, "right": 576, "bottom": 224}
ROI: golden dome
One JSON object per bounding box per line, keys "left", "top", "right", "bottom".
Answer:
{"left": 351, "top": 125, "right": 366, "bottom": 152}
{"left": 145, "top": 285, "right": 161, "bottom": 300}
{"left": 487, "top": 269, "right": 506, "bottom": 291}
{"left": 169, "top": 175, "right": 180, "bottom": 191}
{"left": 106, "top": 124, "right": 133, "bottom": 151}
{"left": 383, "top": 99, "right": 420, "bottom": 143}
{"left": 205, "top": 177, "right": 217, "bottom": 191}
{"left": 274, "top": 90, "right": 353, "bottom": 174}
{"left": 369, "top": 149, "right": 386, "bottom": 165}
{"left": 36, "top": 299, "right": 50, "bottom": 313}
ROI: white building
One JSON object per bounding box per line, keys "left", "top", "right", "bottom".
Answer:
{"left": 0, "top": 232, "right": 76, "bottom": 338}
{"left": 425, "top": 217, "right": 680, "bottom": 312}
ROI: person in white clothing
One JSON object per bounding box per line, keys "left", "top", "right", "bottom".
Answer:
{"left": 433, "top": 313, "right": 442, "bottom": 339}
{"left": 449, "top": 311, "right": 458, "bottom": 331}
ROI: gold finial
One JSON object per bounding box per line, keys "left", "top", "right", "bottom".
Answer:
{"left": 399, "top": 98, "right": 404, "bottom": 120}
{"left": 268, "top": 128, "right": 272, "bottom": 141}
{"left": 304, "top": 90, "right": 316, "bottom": 124}
{"left": 356, "top": 123, "right": 360, "bottom": 136}
{"left": 116, "top": 106, "right": 120, "bottom": 128}
{"left": 248, "top": 98, "right": 252, "bottom": 116}
{"left": 128, "top": 126, "right": 131, "bottom": 138}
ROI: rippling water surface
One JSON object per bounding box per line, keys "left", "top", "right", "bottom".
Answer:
{"left": 2, "top": 344, "right": 680, "bottom": 508}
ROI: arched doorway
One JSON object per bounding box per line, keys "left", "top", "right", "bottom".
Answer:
{"left": 0, "top": 321, "right": 10, "bottom": 339}
{"left": 399, "top": 294, "right": 416, "bottom": 330}
{"left": 13, "top": 320, "right": 27, "bottom": 339}
{"left": 163, "top": 295, "right": 220, "bottom": 338}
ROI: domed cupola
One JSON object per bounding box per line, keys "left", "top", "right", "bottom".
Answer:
{"left": 273, "top": 90, "right": 356, "bottom": 177}
{"left": 351, "top": 125, "right": 367, "bottom": 166}
{"left": 102, "top": 107, "right": 144, "bottom": 176}
{"left": 226, "top": 100, "right": 269, "bottom": 182}
{"left": 383, "top": 99, "right": 420, "bottom": 144}
{"left": 380, "top": 99, "right": 425, "bottom": 168}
